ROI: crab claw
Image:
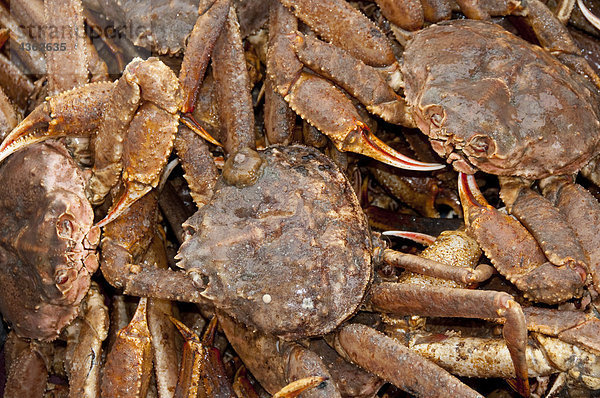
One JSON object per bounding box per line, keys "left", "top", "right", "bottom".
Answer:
{"left": 180, "top": 113, "right": 222, "bottom": 147}
{"left": 0, "top": 104, "right": 53, "bottom": 164}
{"left": 457, "top": 172, "right": 490, "bottom": 224}
{"left": 341, "top": 122, "right": 445, "bottom": 171}
{"left": 382, "top": 230, "right": 436, "bottom": 245}
{"left": 96, "top": 180, "right": 152, "bottom": 228}
{"left": 0, "top": 82, "right": 114, "bottom": 164}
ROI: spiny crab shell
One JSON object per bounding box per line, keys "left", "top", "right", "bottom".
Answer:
{"left": 177, "top": 145, "right": 373, "bottom": 339}
{"left": 404, "top": 20, "right": 600, "bottom": 179}
{"left": 0, "top": 142, "right": 99, "bottom": 340}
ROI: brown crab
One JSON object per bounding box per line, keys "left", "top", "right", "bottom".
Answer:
{"left": 275, "top": 0, "right": 600, "bottom": 303}
{"left": 0, "top": 142, "right": 99, "bottom": 341}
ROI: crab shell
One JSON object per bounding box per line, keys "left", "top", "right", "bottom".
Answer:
{"left": 403, "top": 20, "right": 600, "bottom": 179}
{"left": 0, "top": 142, "right": 99, "bottom": 340}
{"left": 177, "top": 145, "right": 373, "bottom": 339}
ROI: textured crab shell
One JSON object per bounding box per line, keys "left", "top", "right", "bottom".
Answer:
{"left": 177, "top": 145, "right": 372, "bottom": 339}
{"left": 0, "top": 142, "right": 97, "bottom": 340}
{"left": 403, "top": 20, "right": 600, "bottom": 179}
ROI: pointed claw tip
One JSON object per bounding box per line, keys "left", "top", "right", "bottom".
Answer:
{"left": 360, "top": 129, "right": 445, "bottom": 171}
{"left": 180, "top": 114, "right": 223, "bottom": 147}
{"left": 382, "top": 230, "right": 436, "bottom": 245}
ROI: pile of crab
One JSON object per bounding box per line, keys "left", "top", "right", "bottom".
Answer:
{"left": 1, "top": 0, "right": 600, "bottom": 396}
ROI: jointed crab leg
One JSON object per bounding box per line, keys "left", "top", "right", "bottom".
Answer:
{"left": 0, "top": 88, "right": 18, "bottom": 141}
{"left": 277, "top": 71, "right": 444, "bottom": 170}
{"left": 459, "top": 173, "right": 587, "bottom": 303}
{"left": 179, "top": 0, "right": 231, "bottom": 114}
{"left": 291, "top": 32, "right": 416, "bottom": 127}
{"left": 265, "top": 1, "right": 300, "bottom": 145}
{"left": 0, "top": 81, "right": 114, "bottom": 164}
{"left": 335, "top": 324, "right": 484, "bottom": 397}
{"left": 101, "top": 297, "right": 153, "bottom": 398}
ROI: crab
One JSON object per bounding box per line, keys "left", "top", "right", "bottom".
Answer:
{"left": 0, "top": 141, "right": 99, "bottom": 341}
{"left": 269, "top": 0, "right": 600, "bottom": 304}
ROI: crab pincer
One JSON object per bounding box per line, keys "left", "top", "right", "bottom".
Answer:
{"left": 458, "top": 173, "right": 588, "bottom": 304}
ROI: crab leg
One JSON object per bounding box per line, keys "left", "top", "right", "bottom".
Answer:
{"left": 279, "top": 0, "right": 395, "bottom": 68}
{"left": 66, "top": 282, "right": 109, "bottom": 398}
{"left": 101, "top": 297, "right": 153, "bottom": 398}
{"left": 101, "top": 194, "right": 207, "bottom": 303}
{"left": 143, "top": 231, "right": 181, "bottom": 398}
{"left": 524, "top": 0, "right": 600, "bottom": 89}
{"left": 459, "top": 173, "right": 587, "bottom": 303}
{"left": 179, "top": 0, "right": 231, "bottom": 114}
{"left": 335, "top": 324, "right": 483, "bottom": 397}
{"left": 4, "top": 340, "right": 49, "bottom": 398}
{"left": 292, "top": 32, "right": 415, "bottom": 127}
{"left": 540, "top": 175, "right": 600, "bottom": 294}
{"left": 265, "top": 1, "right": 300, "bottom": 145}
{"left": 212, "top": 6, "right": 256, "bottom": 155}
{"left": 219, "top": 311, "right": 342, "bottom": 396}
{"left": 0, "top": 81, "right": 114, "bottom": 163}
{"left": 0, "top": 53, "right": 34, "bottom": 113}
{"left": 171, "top": 316, "right": 236, "bottom": 397}
{"left": 280, "top": 71, "right": 444, "bottom": 170}
{"left": 499, "top": 176, "right": 589, "bottom": 274}
{"left": 370, "top": 284, "right": 529, "bottom": 396}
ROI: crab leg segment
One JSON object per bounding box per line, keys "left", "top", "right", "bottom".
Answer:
{"left": 179, "top": 0, "right": 231, "bottom": 113}
{"left": 370, "top": 284, "right": 529, "bottom": 396}
{"left": 281, "top": 72, "right": 444, "bottom": 170}
{"left": 336, "top": 324, "right": 483, "bottom": 397}
{"left": 291, "top": 32, "right": 416, "bottom": 127}
{"left": 279, "top": 0, "right": 396, "bottom": 68}
{"left": 101, "top": 297, "right": 153, "bottom": 398}
{"left": 540, "top": 176, "right": 600, "bottom": 295}
{"left": 0, "top": 81, "right": 114, "bottom": 164}
{"left": 459, "top": 173, "right": 587, "bottom": 303}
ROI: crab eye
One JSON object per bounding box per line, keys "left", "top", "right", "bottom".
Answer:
{"left": 55, "top": 269, "right": 69, "bottom": 285}
{"left": 470, "top": 136, "right": 494, "bottom": 155}
{"left": 430, "top": 113, "right": 444, "bottom": 128}
{"left": 56, "top": 216, "right": 74, "bottom": 238}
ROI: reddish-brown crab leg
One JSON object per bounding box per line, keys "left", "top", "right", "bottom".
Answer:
{"left": 66, "top": 282, "right": 109, "bottom": 398}
{"left": 0, "top": 81, "right": 114, "bottom": 163}
{"left": 142, "top": 230, "right": 181, "bottom": 398}
{"left": 44, "top": 0, "right": 88, "bottom": 95}
{"left": 0, "top": 2, "right": 46, "bottom": 75}
{"left": 524, "top": 0, "right": 600, "bottom": 89}
{"left": 0, "top": 27, "right": 8, "bottom": 48}
{"left": 459, "top": 173, "right": 587, "bottom": 304}
{"left": 4, "top": 339, "right": 49, "bottom": 398}
{"left": 171, "top": 316, "right": 236, "bottom": 397}
{"left": 498, "top": 176, "right": 589, "bottom": 281}
{"left": 212, "top": 6, "right": 256, "bottom": 155}
{"left": 279, "top": 0, "right": 395, "bottom": 68}
{"left": 101, "top": 194, "right": 207, "bottom": 303}
{"left": 265, "top": 1, "right": 300, "bottom": 145}
{"left": 179, "top": 0, "right": 231, "bottom": 114}
{"left": 279, "top": 72, "right": 444, "bottom": 170}
{"left": 335, "top": 324, "right": 483, "bottom": 397}
{"left": 219, "top": 311, "right": 342, "bottom": 396}
{"left": 374, "top": 0, "right": 424, "bottom": 31}
{"left": 291, "top": 32, "right": 416, "bottom": 127}
{"left": 369, "top": 283, "right": 529, "bottom": 396}
{"left": 0, "top": 53, "right": 35, "bottom": 113}
{"left": 540, "top": 175, "right": 600, "bottom": 295}
{"left": 101, "top": 297, "right": 153, "bottom": 398}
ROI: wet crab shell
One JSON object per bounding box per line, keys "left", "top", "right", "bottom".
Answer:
{"left": 0, "top": 142, "right": 98, "bottom": 340}
{"left": 177, "top": 145, "right": 373, "bottom": 340}
{"left": 403, "top": 20, "right": 600, "bottom": 179}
